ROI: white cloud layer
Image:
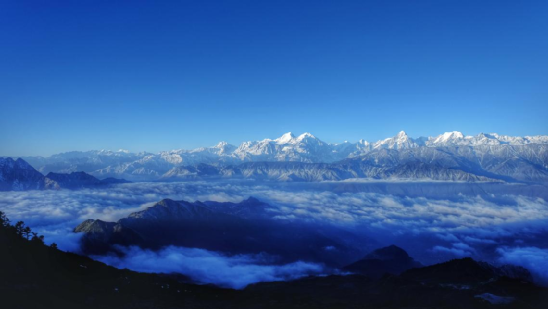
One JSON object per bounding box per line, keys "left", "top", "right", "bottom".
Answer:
{"left": 497, "top": 246, "right": 548, "bottom": 284}
{"left": 0, "top": 181, "right": 546, "bottom": 285}
{"left": 94, "top": 245, "right": 325, "bottom": 289}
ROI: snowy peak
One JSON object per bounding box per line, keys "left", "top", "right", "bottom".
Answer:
{"left": 275, "top": 132, "right": 296, "bottom": 144}
{"left": 297, "top": 132, "right": 316, "bottom": 140}
{"left": 424, "top": 131, "right": 547, "bottom": 147}
{"left": 295, "top": 132, "right": 325, "bottom": 146}
{"left": 373, "top": 131, "right": 418, "bottom": 150}
{"left": 272, "top": 132, "right": 321, "bottom": 145}
{"left": 358, "top": 139, "right": 370, "bottom": 146}
{"left": 231, "top": 131, "right": 334, "bottom": 162}
{"left": 18, "top": 131, "right": 548, "bottom": 181}
{"left": 213, "top": 141, "right": 237, "bottom": 154}
{"left": 431, "top": 131, "right": 465, "bottom": 145}
{"left": 439, "top": 131, "right": 464, "bottom": 141}
{"left": 214, "top": 141, "right": 229, "bottom": 148}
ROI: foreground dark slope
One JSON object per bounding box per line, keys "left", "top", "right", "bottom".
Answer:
{"left": 1, "top": 212, "right": 547, "bottom": 308}
{"left": 0, "top": 214, "right": 237, "bottom": 308}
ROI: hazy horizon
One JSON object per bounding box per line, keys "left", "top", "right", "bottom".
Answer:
{"left": 2, "top": 129, "right": 548, "bottom": 157}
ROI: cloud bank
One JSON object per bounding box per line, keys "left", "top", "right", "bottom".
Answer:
{"left": 497, "top": 246, "right": 548, "bottom": 284}
{"left": 0, "top": 181, "right": 546, "bottom": 285}
{"left": 94, "top": 245, "right": 325, "bottom": 289}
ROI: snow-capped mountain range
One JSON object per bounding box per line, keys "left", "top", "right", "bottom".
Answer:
{"left": 160, "top": 131, "right": 548, "bottom": 164}
{"left": 18, "top": 131, "right": 548, "bottom": 183}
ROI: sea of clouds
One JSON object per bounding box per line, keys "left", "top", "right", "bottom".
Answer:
{"left": 0, "top": 181, "right": 546, "bottom": 287}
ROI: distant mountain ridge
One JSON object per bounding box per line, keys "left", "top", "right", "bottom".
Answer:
{"left": 11, "top": 131, "right": 549, "bottom": 183}
{"left": 0, "top": 157, "right": 129, "bottom": 191}
{"left": 162, "top": 142, "right": 548, "bottom": 183}
{"left": 0, "top": 157, "right": 49, "bottom": 191}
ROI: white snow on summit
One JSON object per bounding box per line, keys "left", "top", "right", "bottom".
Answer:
{"left": 275, "top": 132, "right": 296, "bottom": 144}
{"left": 20, "top": 130, "right": 547, "bottom": 181}
{"left": 425, "top": 132, "right": 548, "bottom": 147}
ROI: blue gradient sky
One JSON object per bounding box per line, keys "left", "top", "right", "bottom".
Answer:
{"left": 0, "top": 0, "right": 547, "bottom": 156}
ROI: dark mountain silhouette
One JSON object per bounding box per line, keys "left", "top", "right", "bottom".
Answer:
{"left": 0, "top": 157, "right": 130, "bottom": 191}
{"left": 202, "top": 196, "right": 272, "bottom": 219}
{"left": 74, "top": 219, "right": 144, "bottom": 254}
{"left": 124, "top": 198, "right": 234, "bottom": 221}
{"left": 46, "top": 171, "right": 103, "bottom": 189}
{"left": 100, "top": 177, "right": 132, "bottom": 184}
{"left": 400, "top": 257, "right": 534, "bottom": 284}
{"left": 1, "top": 212, "right": 546, "bottom": 308}
{"left": 0, "top": 211, "right": 235, "bottom": 308}
{"left": 343, "top": 245, "right": 423, "bottom": 278}
{"left": 243, "top": 267, "right": 546, "bottom": 308}
{"left": 74, "top": 197, "right": 373, "bottom": 266}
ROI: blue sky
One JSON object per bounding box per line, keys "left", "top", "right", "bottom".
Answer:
{"left": 0, "top": 0, "right": 546, "bottom": 156}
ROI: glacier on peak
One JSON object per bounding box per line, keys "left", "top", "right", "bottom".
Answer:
{"left": 297, "top": 132, "right": 317, "bottom": 140}
{"left": 275, "top": 132, "right": 296, "bottom": 144}
{"left": 19, "top": 130, "right": 547, "bottom": 181}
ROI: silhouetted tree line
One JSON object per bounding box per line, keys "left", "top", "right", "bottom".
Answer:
{"left": 0, "top": 210, "right": 57, "bottom": 248}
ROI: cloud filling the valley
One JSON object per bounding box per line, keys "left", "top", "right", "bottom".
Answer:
{"left": 94, "top": 245, "right": 325, "bottom": 289}
{"left": 0, "top": 181, "right": 546, "bottom": 284}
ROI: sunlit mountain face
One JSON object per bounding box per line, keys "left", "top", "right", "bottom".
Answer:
{"left": 15, "top": 131, "right": 548, "bottom": 183}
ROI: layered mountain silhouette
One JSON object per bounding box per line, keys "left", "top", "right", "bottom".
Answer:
{"left": 400, "top": 257, "right": 533, "bottom": 284}
{"left": 74, "top": 197, "right": 373, "bottom": 266}
{"left": 343, "top": 245, "right": 423, "bottom": 278}
{"left": 0, "top": 157, "right": 129, "bottom": 191}
{"left": 343, "top": 246, "right": 532, "bottom": 283}
{"left": 0, "top": 157, "right": 50, "bottom": 190}
{"left": 243, "top": 257, "right": 545, "bottom": 308}
{"left": 2, "top": 215, "right": 546, "bottom": 308}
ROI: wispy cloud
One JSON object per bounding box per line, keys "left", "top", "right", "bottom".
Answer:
{"left": 497, "top": 246, "right": 548, "bottom": 284}
{"left": 94, "top": 245, "right": 325, "bottom": 289}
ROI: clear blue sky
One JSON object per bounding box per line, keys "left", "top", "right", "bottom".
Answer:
{"left": 0, "top": 0, "right": 547, "bottom": 156}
